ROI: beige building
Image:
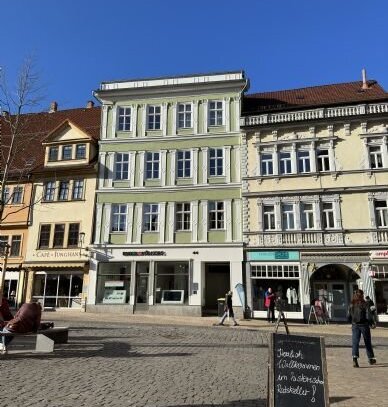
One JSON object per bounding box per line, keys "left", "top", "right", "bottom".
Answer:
{"left": 22, "top": 104, "right": 100, "bottom": 308}
{"left": 241, "top": 75, "right": 388, "bottom": 322}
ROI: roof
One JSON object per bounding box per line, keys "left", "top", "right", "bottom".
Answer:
{"left": 242, "top": 80, "right": 388, "bottom": 115}
{"left": 0, "top": 106, "right": 101, "bottom": 176}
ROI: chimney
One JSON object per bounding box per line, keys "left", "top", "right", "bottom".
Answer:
{"left": 49, "top": 101, "right": 58, "bottom": 113}
{"left": 361, "top": 69, "right": 369, "bottom": 90}
{"left": 86, "top": 100, "right": 95, "bottom": 109}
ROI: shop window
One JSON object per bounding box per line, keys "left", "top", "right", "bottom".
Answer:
{"left": 96, "top": 263, "right": 131, "bottom": 304}
{"left": 375, "top": 280, "right": 388, "bottom": 315}
{"left": 38, "top": 225, "right": 51, "bottom": 249}
{"left": 10, "top": 235, "right": 21, "bottom": 257}
{"left": 53, "top": 224, "right": 65, "bottom": 247}
{"left": 3, "top": 279, "right": 17, "bottom": 307}
{"left": 154, "top": 262, "right": 189, "bottom": 304}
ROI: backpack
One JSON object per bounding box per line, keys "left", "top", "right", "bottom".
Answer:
{"left": 351, "top": 303, "right": 368, "bottom": 324}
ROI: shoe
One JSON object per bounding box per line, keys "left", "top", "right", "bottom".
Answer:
{"left": 233, "top": 323, "right": 239, "bottom": 326}
{"left": 369, "top": 358, "right": 376, "bottom": 365}
{"left": 0, "top": 343, "right": 7, "bottom": 355}
{"left": 353, "top": 357, "right": 359, "bottom": 368}
{"left": 218, "top": 323, "right": 224, "bottom": 326}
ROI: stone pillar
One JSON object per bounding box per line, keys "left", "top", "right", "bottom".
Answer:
{"left": 94, "top": 203, "right": 103, "bottom": 244}
{"left": 191, "top": 201, "right": 199, "bottom": 243}
{"left": 201, "top": 147, "right": 208, "bottom": 184}
{"left": 225, "top": 146, "right": 231, "bottom": 183}
{"left": 103, "top": 203, "right": 111, "bottom": 243}
{"left": 159, "top": 202, "right": 166, "bottom": 243}
{"left": 126, "top": 203, "right": 134, "bottom": 243}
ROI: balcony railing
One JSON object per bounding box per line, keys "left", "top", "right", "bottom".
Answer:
{"left": 253, "top": 231, "right": 344, "bottom": 247}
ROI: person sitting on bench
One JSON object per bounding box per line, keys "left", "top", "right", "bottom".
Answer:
{"left": 0, "top": 301, "right": 42, "bottom": 352}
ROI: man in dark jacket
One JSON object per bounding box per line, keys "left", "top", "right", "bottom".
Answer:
{"left": 218, "top": 291, "right": 239, "bottom": 326}
{"left": 0, "top": 301, "right": 42, "bottom": 353}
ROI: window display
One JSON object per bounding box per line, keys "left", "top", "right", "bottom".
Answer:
{"left": 97, "top": 263, "right": 131, "bottom": 304}
{"left": 155, "top": 262, "right": 189, "bottom": 304}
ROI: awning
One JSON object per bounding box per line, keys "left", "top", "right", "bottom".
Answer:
{"left": 23, "top": 262, "right": 87, "bottom": 269}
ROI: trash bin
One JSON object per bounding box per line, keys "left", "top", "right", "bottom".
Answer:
{"left": 217, "top": 298, "right": 226, "bottom": 317}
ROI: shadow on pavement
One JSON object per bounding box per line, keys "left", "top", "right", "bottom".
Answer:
{"left": 329, "top": 396, "right": 353, "bottom": 403}
{"left": 166, "top": 400, "right": 266, "bottom": 407}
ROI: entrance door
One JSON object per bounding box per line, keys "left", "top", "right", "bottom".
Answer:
{"left": 313, "top": 282, "right": 348, "bottom": 321}
{"left": 135, "top": 262, "right": 149, "bottom": 310}
{"left": 204, "top": 263, "right": 230, "bottom": 314}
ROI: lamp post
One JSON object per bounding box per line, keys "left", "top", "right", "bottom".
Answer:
{"left": 0, "top": 242, "right": 11, "bottom": 303}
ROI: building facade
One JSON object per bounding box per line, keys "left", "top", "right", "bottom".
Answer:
{"left": 241, "top": 77, "right": 388, "bottom": 321}
{"left": 90, "top": 72, "right": 248, "bottom": 315}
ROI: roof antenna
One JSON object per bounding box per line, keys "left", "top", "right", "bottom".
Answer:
{"left": 361, "top": 68, "right": 369, "bottom": 90}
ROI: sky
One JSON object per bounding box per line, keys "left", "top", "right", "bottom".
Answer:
{"left": 1, "top": 0, "right": 388, "bottom": 111}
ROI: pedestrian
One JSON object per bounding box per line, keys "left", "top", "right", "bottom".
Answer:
{"left": 348, "top": 289, "right": 376, "bottom": 368}
{"left": 265, "top": 287, "right": 276, "bottom": 323}
{"left": 0, "top": 301, "right": 42, "bottom": 354}
{"left": 218, "top": 290, "right": 239, "bottom": 326}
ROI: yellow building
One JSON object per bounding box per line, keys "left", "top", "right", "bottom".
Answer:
{"left": 241, "top": 75, "right": 388, "bottom": 321}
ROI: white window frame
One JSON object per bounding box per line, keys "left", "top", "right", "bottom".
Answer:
{"left": 263, "top": 205, "right": 276, "bottom": 231}
{"left": 369, "top": 145, "right": 383, "bottom": 169}
{"left": 62, "top": 145, "right": 73, "bottom": 161}
{"left": 111, "top": 204, "right": 127, "bottom": 232}
{"left": 322, "top": 202, "right": 335, "bottom": 229}
{"left": 11, "top": 186, "right": 23, "bottom": 204}
{"left": 147, "top": 105, "right": 161, "bottom": 130}
{"left": 261, "top": 153, "right": 274, "bottom": 175}
{"left": 177, "top": 103, "right": 192, "bottom": 129}
{"left": 117, "top": 107, "right": 132, "bottom": 132}
{"left": 58, "top": 181, "right": 69, "bottom": 201}
{"left": 44, "top": 181, "right": 56, "bottom": 202}
{"left": 209, "top": 148, "right": 224, "bottom": 177}
{"left": 208, "top": 100, "right": 223, "bottom": 126}
{"left": 143, "top": 203, "right": 159, "bottom": 232}
{"left": 279, "top": 151, "right": 292, "bottom": 175}
{"left": 176, "top": 150, "right": 192, "bottom": 178}
{"left": 375, "top": 200, "right": 388, "bottom": 228}
{"left": 317, "top": 149, "right": 330, "bottom": 172}
{"left": 209, "top": 201, "right": 225, "bottom": 230}
{"left": 176, "top": 202, "right": 191, "bottom": 231}
{"left": 115, "top": 153, "right": 130, "bottom": 180}
{"left": 145, "top": 152, "right": 160, "bottom": 179}
{"left": 72, "top": 179, "right": 84, "bottom": 200}
{"left": 282, "top": 203, "right": 295, "bottom": 230}
{"left": 301, "top": 202, "right": 315, "bottom": 230}
{"left": 297, "top": 150, "right": 311, "bottom": 173}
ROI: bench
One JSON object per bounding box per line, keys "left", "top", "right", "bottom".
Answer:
{"left": 0, "top": 326, "right": 69, "bottom": 354}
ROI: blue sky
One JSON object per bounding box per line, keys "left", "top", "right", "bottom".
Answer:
{"left": 1, "top": 0, "right": 387, "bottom": 111}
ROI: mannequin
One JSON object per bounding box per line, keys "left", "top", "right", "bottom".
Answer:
{"left": 286, "top": 285, "right": 298, "bottom": 311}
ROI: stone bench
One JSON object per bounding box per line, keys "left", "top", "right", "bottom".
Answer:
{"left": 0, "top": 326, "right": 69, "bottom": 354}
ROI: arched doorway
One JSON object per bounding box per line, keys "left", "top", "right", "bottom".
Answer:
{"left": 310, "top": 264, "right": 360, "bottom": 321}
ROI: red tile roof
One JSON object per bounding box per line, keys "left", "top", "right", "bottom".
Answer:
{"left": 243, "top": 80, "right": 388, "bottom": 115}
{"left": 0, "top": 107, "right": 100, "bottom": 176}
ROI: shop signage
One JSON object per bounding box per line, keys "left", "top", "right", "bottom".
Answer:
{"left": 33, "top": 250, "right": 81, "bottom": 259}
{"left": 104, "top": 281, "right": 125, "bottom": 288}
{"left": 102, "top": 289, "right": 126, "bottom": 304}
{"left": 268, "top": 333, "right": 329, "bottom": 407}
{"left": 248, "top": 251, "right": 299, "bottom": 262}
{"left": 370, "top": 250, "right": 388, "bottom": 260}
{"left": 123, "top": 250, "right": 166, "bottom": 256}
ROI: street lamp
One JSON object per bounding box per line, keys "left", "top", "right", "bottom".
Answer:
{"left": 0, "top": 242, "right": 11, "bottom": 303}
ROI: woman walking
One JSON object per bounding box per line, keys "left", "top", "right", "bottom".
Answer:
{"left": 348, "top": 289, "right": 376, "bottom": 367}
{"left": 265, "top": 287, "right": 276, "bottom": 323}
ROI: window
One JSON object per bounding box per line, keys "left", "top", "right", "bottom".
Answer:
{"left": 176, "top": 203, "right": 191, "bottom": 231}
{"left": 0, "top": 236, "right": 9, "bottom": 253}
{"left": 48, "top": 146, "right": 58, "bottom": 161}
{"left": 209, "top": 148, "right": 224, "bottom": 176}
{"left": 75, "top": 144, "right": 86, "bottom": 159}
{"left": 279, "top": 152, "right": 292, "bottom": 174}
{"left": 209, "top": 101, "right": 223, "bottom": 126}
{"left": 263, "top": 205, "right": 276, "bottom": 230}
{"left": 3, "top": 187, "right": 10, "bottom": 205}
{"left": 282, "top": 204, "right": 295, "bottom": 230}
{"left": 72, "top": 179, "right": 84, "bottom": 200}
{"left": 58, "top": 181, "right": 69, "bottom": 201}
{"left": 209, "top": 201, "right": 224, "bottom": 230}
{"left": 301, "top": 203, "right": 315, "bottom": 230}
{"left": 298, "top": 151, "right": 311, "bottom": 173}
{"left": 369, "top": 146, "right": 383, "bottom": 169}
{"left": 147, "top": 105, "right": 161, "bottom": 130}
{"left": 67, "top": 223, "right": 80, "bottom": 247}
{"left": 375, "top": 200, "right": 388, "bottom": 227}
{"left": 44, "top": 181, "right": 56, "bottom": 201}
{"left": 115, "top": 153, "right": 130, "bottom": 180}
{"left": 96, "top": 263, "right": 131, "bottom": 304}
{"left": 322, "top": 202, "right": 335, "bottom": 229}
{"left": 178, "top": 103, "right": 192, "bottom": 128}
{"left": 53, "top": 224, "right": 65, "bottom": 247}
{"left": 317, "top": 149, "right": 330, "bottom": 171}
{"left": 143, "top": 204, "right": 159, "bottom": 232}
{"left": 177, "top": 150, "right": 191, "bottom": 178}
{"left": 111, "top": 204, "right": 127, "bottom": 232}
{"left": 62, "top": 145, "right": 73, "bottom": 160}
{"left": 155, "top": 262, "right": 189, "bottom": 304}
{"left": 146, "top": 152, "right": 160, "bottom": 179}
{"left": 10, "top": 235, "right": 21, "bottom": 257}
{"left": 12, "top": 186, "right": 23, "bottom": 204}
{"left": 261, "top": 153, "right": 274, "bottom": 175}
{"left": 38, "top": 225, "right": 51, "bottom": 249}
{"left": 117, "top": 107, "right": 131, "bottom": 131}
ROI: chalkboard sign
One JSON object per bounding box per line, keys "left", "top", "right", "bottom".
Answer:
{"left": 268, "top": 333, "right": 329, "bottom": 407}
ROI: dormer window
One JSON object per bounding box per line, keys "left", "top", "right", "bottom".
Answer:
{"left": 62, "top": 145, "right": 73, "bottom": 160}
{"left": 76, "top": 144, "right": 86, "bottom": 159}
{"left": 48, "top": 146, "right": 59, "bottom": 162}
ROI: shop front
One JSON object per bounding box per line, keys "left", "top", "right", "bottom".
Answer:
{"left": 369, "top": 251, "right": 388, "bottom": 322}
{"left": 88, "top": 246, "right": 243, "bottom": 316}
{"left": 246, "top": 250, "right": 304, "bottom": 320}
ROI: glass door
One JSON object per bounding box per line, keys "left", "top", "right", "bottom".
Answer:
{"left": 330, "top": 283, "right": 347, "bottom": 320}
{"left": 135, "top": 262, "right": 149, "bottom": 309}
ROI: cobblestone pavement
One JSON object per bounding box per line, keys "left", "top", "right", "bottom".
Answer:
{"left": 1, "top": 313, "right": 387, "bottom": 407}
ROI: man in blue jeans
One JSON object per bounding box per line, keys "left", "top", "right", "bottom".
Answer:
{"left": 348, "top": 289, "right": 376, "bottom": 368}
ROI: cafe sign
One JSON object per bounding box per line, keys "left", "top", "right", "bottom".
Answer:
{"left": 370, "top": 250, "right": 388, "bottom": 260}
{"left": 33, "top": 250, "right": 81, "bottom": 259}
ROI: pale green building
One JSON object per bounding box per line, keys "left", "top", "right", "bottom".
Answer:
{"left": 89, "top": 72, "right": 248, "bottom": 315}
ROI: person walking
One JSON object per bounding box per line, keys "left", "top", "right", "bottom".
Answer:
{"left": 218, "top": 291, "right": 238, "bottom": 326}
{"left": 348, "top": 289, "right": 376, "bottom": 368}
{"left": 265, "top": 287, "right": 276, "bottom": 323}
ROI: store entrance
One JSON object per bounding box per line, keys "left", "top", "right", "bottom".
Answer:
{"left": 204, "top": 263, "right": 230, "bottom": 315}
{"left": 311, "top": 264, "right": 359, "bottom": 321}
{"left": 135, "top": 262, "right": 149, "bottom": 310}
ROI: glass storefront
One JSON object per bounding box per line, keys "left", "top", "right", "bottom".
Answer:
{"left": 3, "top": 279, "right": 18, "bottom": 308}
{"left": 33, "top": 272, "right": 83, "bottom": 308}
{"left": 97, "top": 263, "right": 131, "bottom": 304}
{"left": 251, "top": 263, "right": 301, "bottom": 312}
{"left": 154, "top": 261, "right": 189, "bottom": 304}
